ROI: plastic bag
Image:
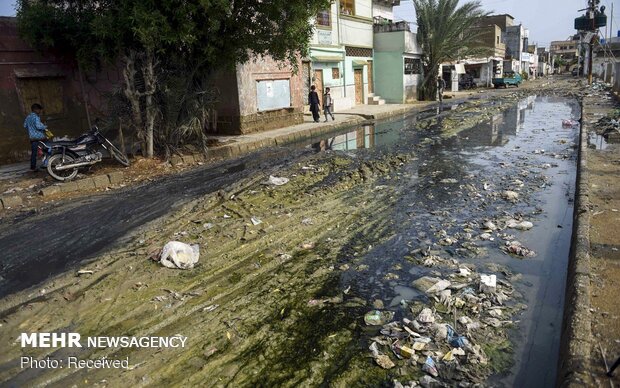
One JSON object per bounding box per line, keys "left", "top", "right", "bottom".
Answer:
{"left": 160, "top": 241, "right": 200, "bottom": 269}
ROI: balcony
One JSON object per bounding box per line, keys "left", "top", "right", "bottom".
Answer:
{"left": 373, "top": 20, "right": 411, "bottom": 33}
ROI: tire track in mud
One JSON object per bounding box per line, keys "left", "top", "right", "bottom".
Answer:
{"left": 0, "top": 149, "right": 305, "bottom": 298}
{"left": 0, "top": 152, "right": 410, "bottom": 387}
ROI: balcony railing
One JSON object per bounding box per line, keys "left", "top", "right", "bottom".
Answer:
{"left": 373, "top": 20, "right": 411, "bottom": 33}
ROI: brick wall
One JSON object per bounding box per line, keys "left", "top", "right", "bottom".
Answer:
{"left": 0, "top": 17, "right": 121, "bottom": 165}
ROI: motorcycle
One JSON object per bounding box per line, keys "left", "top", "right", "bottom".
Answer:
{"left": 38, "top": 126, "right": 130, "bottom": 181}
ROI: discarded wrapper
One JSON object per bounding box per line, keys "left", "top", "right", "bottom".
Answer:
{"left": 159, "top": 241, "right": 200, "bottom": 270}
{"left": 422, "top": 356, "right": 439, "bottom": 377}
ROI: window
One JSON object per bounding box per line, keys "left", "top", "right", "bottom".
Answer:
{"left": 332, "top": 68, "right": 340, "bottom": 79}
{"left": 404, "top": 58, "right": 421, "bottom": 75}
{"left": 317, "top": 9, "right": 330, "bottom": 26}
{"left": 497, "top": 36, "right": 500, "bottom": 44}
{"left": 340, "top": 0, "right": 354, "bottom": 15}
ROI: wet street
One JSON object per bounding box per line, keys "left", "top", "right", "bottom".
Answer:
{"left": 0, "top": 92, "right": 580, "bottom": 387}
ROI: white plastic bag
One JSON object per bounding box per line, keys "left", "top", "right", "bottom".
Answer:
{"left": 160, "top": 241, "right": 200, "bottom": 270}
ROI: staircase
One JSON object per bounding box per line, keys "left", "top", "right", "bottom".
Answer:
{"left": 367, "top": 93, "right": 386, "bottom": 105}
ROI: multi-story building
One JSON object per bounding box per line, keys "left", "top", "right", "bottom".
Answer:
{"left": 504, "top": 24, "right": 526, "bottom": 73}
{"left": 372, "top": 0, "right": 423, "bottom": 102}
{"left": 459, "top": 21, "right": 507, "bottom": 87}
{"left": 537, "top": 47, "right": 553, "bottom": 76}
{"left": 550, "top": 38, "right": 580, "bottom": 73}
{"left": 308, "top": 0, "right": 376, "bottom": 110}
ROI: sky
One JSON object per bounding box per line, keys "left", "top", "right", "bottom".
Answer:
{"left": 394, "top": 0, "right": 618, "bottom": 48}
{"left": 0, "top": 0, "right": 15, "bottom": 17}
{"left": 0, "top": 0, "right": 617, "bottom": 48}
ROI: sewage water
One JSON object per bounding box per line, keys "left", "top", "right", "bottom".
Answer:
{"left": 304, "top": 96, "right": 579, "bottom": 387}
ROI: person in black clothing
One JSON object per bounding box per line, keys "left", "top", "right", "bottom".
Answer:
{"left": 437, "top": 76, "right": 446, "bottom": 102}
{"left": 308, "top": 85, "right": 321, "bottom": 123}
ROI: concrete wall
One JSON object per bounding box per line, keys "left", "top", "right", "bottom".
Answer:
{"left": 0, "top": 17, "right": 121, "bottom": 165}
{"left": 212, "top": 55, "right": 303, "bottom": 135}
{"left": 374, "top": 30, "right": 421, "bottom": 103}
{"left": 372, "top": 3, "right": 394, "bottom": 20}
{"left": 340, "top": 16, "right": 374, "bottom": 48}
{"left": 481, "top": 14, "right": 514, "bottom": 31}
{"left": 505, "top": 25, "right": 524, "bottom": 61}
{"left": 403, "top": 55, "right": 421, "bottom": 102}
{"left": 374, "top": 52, "right": 403, "bottom": 103}
{"left": 310, "top": 2, "right": 340, "bottom": 46}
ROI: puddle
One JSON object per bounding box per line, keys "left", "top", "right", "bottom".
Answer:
{"left": 301, "top": 96, "right": 579, "bottom": 386}
{"left": 589, "top": 132, "right": 609, "bottom": 150}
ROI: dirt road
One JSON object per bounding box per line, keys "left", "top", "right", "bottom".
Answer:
{"left": 0, "top": 78, "right": 584, "bottom": 387}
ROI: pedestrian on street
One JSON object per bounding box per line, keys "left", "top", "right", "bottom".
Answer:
{"left": 23, "top": 103, "right": 48, "bottom": 172}
{"left": 308, "top": 85, "right": 321, "bottom": 123}
{"left": 323, "top": 87, "right": 335, "bottom": 122}
{"left": 437, "top": 76, "right": 446, "bottom": 103}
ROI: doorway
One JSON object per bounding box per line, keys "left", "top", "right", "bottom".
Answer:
{"left": 313, "top": 69, "right": 324, "bottom": 104}
{"left": 354, "top": 69, "right": 363, "bottom": 105}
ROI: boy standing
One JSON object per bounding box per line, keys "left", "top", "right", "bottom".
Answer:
{"left": 323, "top": 87, "right": 335, "bottom": 122}
{"left": 24, "top": 103, "right": 47, "bottom": 171}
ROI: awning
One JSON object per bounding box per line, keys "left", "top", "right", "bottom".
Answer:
{"left": 311, "top": 55, "right": 342, "bottom": 63}
{"left": 454, "top": 64, "right": 466, "bottom": 74}
{"left": 352, "top": 60, "right": 369, "bottom": 67}
{"left": 462, "top": 58, "right": 489, "bottom": 65}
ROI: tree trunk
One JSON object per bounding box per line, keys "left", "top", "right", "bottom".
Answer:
{"left": 122, "top": 51, "right": 144, "bottom": 154}
{"left": 142, "top": 48, "right": 157, "bottom": 158}
{"left": 420, "top": 62, "right": 439, "bottom": 101}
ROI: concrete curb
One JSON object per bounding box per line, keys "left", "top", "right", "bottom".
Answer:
{"left": 205, "top": 106, "right": 421, "bottom": 163}
{"left": 557, "top": 100, "right": 594, "bottom": 387}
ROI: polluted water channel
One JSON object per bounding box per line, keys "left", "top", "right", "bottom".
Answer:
{"left": 298, "top": 96, "right": 579, "bottom": 387}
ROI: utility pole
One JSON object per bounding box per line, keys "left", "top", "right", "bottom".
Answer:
{"left": 588, "top": 0, "right": 596, "bottom": 85}
{"left": 611, "top": 2, "right": 614, "bottom": 41}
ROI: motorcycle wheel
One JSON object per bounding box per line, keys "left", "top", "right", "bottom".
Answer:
{"left": 47, "top": 153, "right": 79, "bottom": 181}
{"left": 107, "top": 144, "right": 130, "bottom": 167}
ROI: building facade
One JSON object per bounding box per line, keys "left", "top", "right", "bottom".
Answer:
{"left": 309, "top": 0, "right": 375, "bottom": 111}
{"left": 372, "top": 0, "right": 422, "bottom": 103}
{"left": 211, "top": 56, "right": 304, "bottom": 135}
{"left": 550, "top": 38, "right": 580, "bottom": 73}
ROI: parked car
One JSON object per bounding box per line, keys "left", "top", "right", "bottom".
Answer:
{"left": 492, "top": 71, "right": 523, "bottom": 88}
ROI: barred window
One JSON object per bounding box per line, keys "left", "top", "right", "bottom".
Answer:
{"left": 404, "top": 58, "right": 421, "bottom": 75}
{"left": 345, "top": 46, "right": 372, "bottom": 57}
{"left": 317, "top": 10, "right": 330, "bottom": 27}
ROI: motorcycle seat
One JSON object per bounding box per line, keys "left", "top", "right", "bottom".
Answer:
{"left": 43, "top": 140, "right": 79, "bottom": 147}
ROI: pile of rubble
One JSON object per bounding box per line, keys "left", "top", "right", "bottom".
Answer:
{"left": 365, "top": 263, "right": 522, "bottom": 387}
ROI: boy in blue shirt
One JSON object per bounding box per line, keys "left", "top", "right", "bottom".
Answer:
{"left": 23, "top": 103, "right": 47, "bottom": 171}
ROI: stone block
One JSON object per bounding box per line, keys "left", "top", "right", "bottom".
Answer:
{"left": 181, "top": 155, "right": 195, "bottom": 164}
{"left": 170, "top": 155, "right": 184, "bottom": 166}
{"left": 1, "top": 195, "right": 22, "bottom": 209}
{"left": 108, "top": 171, "right": 124, "bottom": 185}
{"left": 76, "top": 178, "right": 96, "bottom": 191}
{"left": 61, "top": 181, "right": 79, "bottom": 193}
{"left": 93, "top": 175, "right": 111, "bottom": 188}
{"left": 208, "top": 147, "right": 231, "bottom": 159}
{"left": 39, "top": 186, "right": 61, "bottom": 196}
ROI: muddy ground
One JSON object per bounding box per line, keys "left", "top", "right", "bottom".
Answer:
{"left": 0, "top": 78, "right": 585, "bottom": 387}
{"left": 584, "top": 87, "right": 620, "bottom": 386}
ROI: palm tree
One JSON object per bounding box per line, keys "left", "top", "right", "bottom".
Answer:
{"left": 413, "top": 0, "right": 490, "bottom": 100}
